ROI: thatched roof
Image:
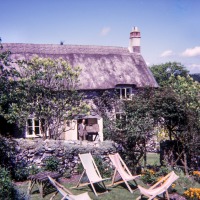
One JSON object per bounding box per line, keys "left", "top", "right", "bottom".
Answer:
{"left": 2, "top": 43, "right": 158, "bottom": 89}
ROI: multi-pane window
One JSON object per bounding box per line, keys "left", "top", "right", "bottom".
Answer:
{"left": 26, "top": 118, "right": 43, "bottom": 137}
{"left": 116, "top": 87, "right": 132, "bottom": 99}
{"left": 116, "top": 113, "right": 127, "bottom": 130}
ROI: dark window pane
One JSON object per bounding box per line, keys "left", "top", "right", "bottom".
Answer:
{"left": 35, "top": 119, "right": 39, "bottom": 126}
{"left": 28, "top": 127, "right": 33, "bottom": 135}
{"left": 116, "top": 114, "right": 121, "bottom": 120}
{"left": 126, "top": 88, "right": 131, "bottom": 98}
{"left": 35, "top": 127, "right": 40, "bottom": 135}
{"left": 121, "top": 114, "right": 127, "bottom": 129}
{"left": 122, "top": 88, "right": 125, "bottom": 99}
{"left": 28, "top": 119, "right": 32, "bottom": 127}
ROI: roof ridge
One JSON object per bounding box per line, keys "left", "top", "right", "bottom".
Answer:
{"left": 2, "top": 43, "right": 127, "bottom": 49}
{"left": 2, "top": 43, "right": 131, "bottom": 55}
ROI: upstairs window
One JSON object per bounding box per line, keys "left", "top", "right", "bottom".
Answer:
{"left": 116, "top": 87, "right": 132, "bottom": 100}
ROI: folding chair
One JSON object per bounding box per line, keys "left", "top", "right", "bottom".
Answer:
{"left": 108, "top": 153, "right": 141, "bottom": 193}
{"left": 73, "top": 153, "right": 109, "bottom": 196}
{"left": 48, "top": 176, "right": 92, "bottom": 200}
{"left": 136, "top": 171, "right": 179, "bottom": 200}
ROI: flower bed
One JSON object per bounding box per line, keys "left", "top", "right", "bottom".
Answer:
{"left": 184, "top": 188, "right": 200, "bottom": 200}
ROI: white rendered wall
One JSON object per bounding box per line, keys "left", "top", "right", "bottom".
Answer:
{"left": 130, "top": 38, "right": 140, "bottom": 47}
{"left": 64, "top": 120, "right": 78, "bottom": 140}
{"left": 98, "top": 118, "right": 103, "bottom": 141}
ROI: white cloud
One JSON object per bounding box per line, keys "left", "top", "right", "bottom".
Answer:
{"left": 190, "top": 64, "right": 200, "bottom": 68}
{"left": 100, "top": 27, "right": 111, "bottom": 36}
{"left": 187, "top": 64, "right": 200, "bottom": 74}
{"left": 160, "top": 50, "right": 173, "bottom": 57}
{"left": 182, "top": 46, "right": 200, "bottom": 57}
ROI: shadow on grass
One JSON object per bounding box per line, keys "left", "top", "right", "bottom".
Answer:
{"left": 73, "top": 182, "right": 111, "bottom": 196}
{"left": 29, "top": 182, "right": 56, "bottom": 197}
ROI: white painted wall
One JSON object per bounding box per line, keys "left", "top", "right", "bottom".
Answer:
{"left": 64, "top": 120, "right": 78, "bottom": 140}
{"left": 98, "top": 118, "right": 103, "bottom": 141}
{"left": 130, "top": 37, "right": 140, "bottom": 47}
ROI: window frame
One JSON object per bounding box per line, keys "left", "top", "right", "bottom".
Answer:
{"left": 26, "top": 118, "right": 43, "bottom": 138}
{"left": 115, "top": 87, "right": 132, "bottom": 100}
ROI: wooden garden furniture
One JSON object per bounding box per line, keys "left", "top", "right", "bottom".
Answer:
{"left": 108, "top": 153, "right": 141, "bottom": 193}
{"left": 27, "top": 171, "right": 62, "bottom": 198}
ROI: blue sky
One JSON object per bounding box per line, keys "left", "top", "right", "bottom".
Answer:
{"left": 1, "top": 0, "right": 200, "bottom": 73}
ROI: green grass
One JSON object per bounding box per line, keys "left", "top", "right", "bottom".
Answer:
{"left": 17, "top": 176, "right": 200, "bottom": 200}
{"left": 146, "top": 153, "right": 160, "bottom": 165}
{"left": 17, "top": 179, "right": 144, "bottom": 200}
{"left": 143, "top": 152, "right": 160, "bottom": 166}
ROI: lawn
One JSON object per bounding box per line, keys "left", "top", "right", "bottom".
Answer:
{"left": 17, "top": 179, "right": 144, "bottom": 200}
{"left": 15, "top": 153, "right": 200, "bottom": 199}
{"left": 145, "top": 152, "right": 160, "bottom": 165}
{"left": 17, "top": 175, "right": 197, "bottom": 200}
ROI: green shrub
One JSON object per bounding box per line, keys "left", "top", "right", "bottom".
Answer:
{"left": 141, "top": 169, "right": 157, "bottom": 184}
{"left": 0, "top": 136, "right": 16, "bottom": 170}
{"left": 77, "top": 162, "right": 84, "bottom": 175}
{"left": 0, "top": 167, "right": 14, "bottom": 200}
{"left": 176, "top": 169, "right": 200, "bottom": 191}
{"left": 43, "top": 156, "right": 59, "bottom": 172}
{"left": 141, "top": 165, "right": 170, "bottom": 185}
{"left": 0, "top": 167, "right": 29, "bottom": 200}
{"left": 93, "top": 156, "right": 112, "bottom": 178}
{"left": 28, "top": 164, "right": 41, "bottom": 175}
{"left": 77, "top": 155, "right": 112, "bottom": 178}
{"left": 12, "top": 162, "right": 29, "bottom": 181}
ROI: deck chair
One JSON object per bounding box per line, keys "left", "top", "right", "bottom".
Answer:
{"left": 73, "top": 153, "right": 109, "bottom": 196}
{"left": 48, "top": 176, "right": 92, "bottom": 200}
{"left": 136, "top": 171, "right": 179, "bottom": 200}
{"left": 108, "top": 153, "right": 141, "bottom": 193}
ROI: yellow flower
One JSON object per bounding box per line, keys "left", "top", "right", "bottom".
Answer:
{"left": 184, "top": 188, "right": 200, "bottom": 199}
{"left": 193, "top": 171, "right": 200, "bottom": 177}
{"left": 171, "top": 183, "right": 176, "bottom": 188}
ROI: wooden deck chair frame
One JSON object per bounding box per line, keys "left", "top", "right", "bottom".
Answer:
{"left": 108, "top": 153, "right": 141, "bottom": 193}
{"left": 136, "top": 171, "right": 179, "bottom": 200}
{"left": 73, "top": 153, "right": 109, "bottom": 196}
{"left": 48, "top": 176, "right": 91, "bottom": 200}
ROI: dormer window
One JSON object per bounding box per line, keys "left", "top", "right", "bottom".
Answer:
{"left": 116, "top": 87, "right": 132, "bottom": 100}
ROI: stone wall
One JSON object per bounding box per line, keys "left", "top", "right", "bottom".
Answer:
{"left": 14, "top": 139, "right": 118, "bottom": 174}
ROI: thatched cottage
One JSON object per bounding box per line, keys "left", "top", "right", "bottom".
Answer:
{"left": 2, "top": 27, "right": 158, "bottom": 141}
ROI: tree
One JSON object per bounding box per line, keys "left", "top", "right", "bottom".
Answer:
{"left": 122, "top": 88, "right": 155, "bottom": 168}
{"left": 150, "top": 62, "right": 200, "bottom": 174}
{"left": 0, "top": 55, "right": 89, "bottom": 139}
{"left": 150, "top": 62, "right": 189, "bottom": 87}
{"left": 169, "top": 75, "right": 200, "bottom": 174}
{"left": 149, "top": 75, "right": 200, "bottom": 174}
{"left": 104, "top": 88, "right": 155, "bottom": 170}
